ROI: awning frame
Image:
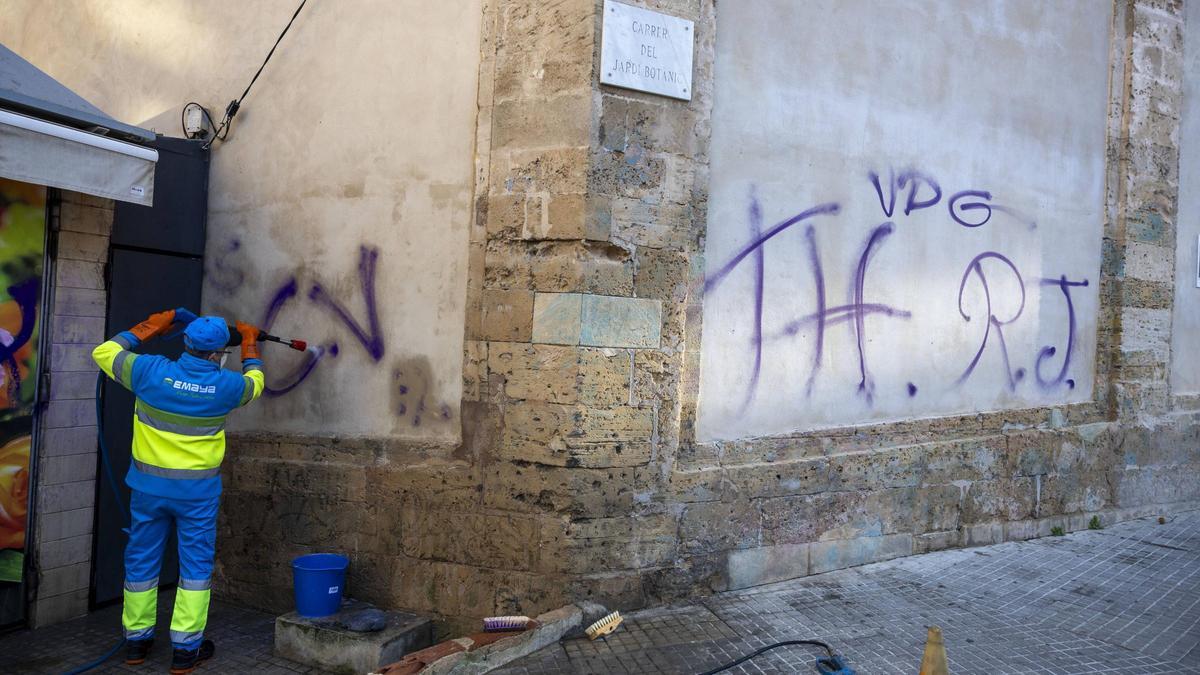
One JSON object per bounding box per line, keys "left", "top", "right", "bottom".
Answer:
{"left": 0, "top": 108, "right": 157, "bottom": 161}
{"left": 0, "top": 107, "right": 158, "bottom": 206}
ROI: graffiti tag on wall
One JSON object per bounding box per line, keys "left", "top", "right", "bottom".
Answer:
{"left": 217, "top": 244, "right": 451, "bottom": 428}
{"left": 700, "top": 166, "right": 1095, "bottom": 438}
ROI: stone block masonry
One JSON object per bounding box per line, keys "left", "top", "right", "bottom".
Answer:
{"left": 532, "top": 292, "right": 662, "bottom": 348}
{"left": 216, "top": 0, "right": 1200, "bottom": 636}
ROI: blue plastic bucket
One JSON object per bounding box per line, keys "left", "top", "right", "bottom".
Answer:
{"left": 292, "top": 553, "right": 349, "bottom": 618}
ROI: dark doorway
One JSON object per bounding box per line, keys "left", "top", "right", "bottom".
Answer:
{"left": 92, "top": 137, "right": 208, "bottom": 607}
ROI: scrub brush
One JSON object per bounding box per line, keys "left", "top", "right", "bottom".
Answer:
{"left": 482, "top": 615, "right": 532, "bottom": 632}
{"left": 585, "top": 611, "right": 623, "bottom": 640}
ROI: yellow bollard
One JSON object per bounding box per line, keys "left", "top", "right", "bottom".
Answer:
{"left": 918, "top": 625, "right": 950, "bottom": 675}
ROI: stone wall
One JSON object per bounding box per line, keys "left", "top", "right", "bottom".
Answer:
{"left": 218, "top": 0, "right": 1200, "bottom": 635}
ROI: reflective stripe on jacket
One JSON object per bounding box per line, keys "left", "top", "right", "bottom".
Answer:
{"left": 93, "top": 330, "right": 265, "bottom": 499}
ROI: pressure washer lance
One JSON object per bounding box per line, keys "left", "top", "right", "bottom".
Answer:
{"left": 223, "top": 324, "right": 308, "bottom": 352}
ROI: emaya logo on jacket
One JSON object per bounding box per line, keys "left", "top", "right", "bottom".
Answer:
{"left": 163, "top": 377, "right": 217, "bottom": 395}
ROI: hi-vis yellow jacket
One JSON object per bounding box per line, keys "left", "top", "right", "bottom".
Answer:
{"left": 93, "top": 331, "right": 264, "bottom": 499}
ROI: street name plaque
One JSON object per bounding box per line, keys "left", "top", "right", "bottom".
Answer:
{"left": 600, "top": 0, "right": 694, "bottom": 101}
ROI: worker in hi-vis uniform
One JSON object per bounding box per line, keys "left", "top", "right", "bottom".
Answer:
{"left": 93, "top": 309, "right": 265, "bottom": 673}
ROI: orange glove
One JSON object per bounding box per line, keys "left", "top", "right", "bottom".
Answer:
{"left": 235, "top": 321, "right": 261, "bottom": 361}
{"left": 129, "top": 309, "right": 176, "bottom": 342}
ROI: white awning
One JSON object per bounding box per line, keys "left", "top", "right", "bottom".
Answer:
{"left": 0, "top": 108, "right": 157, "bottom": 206}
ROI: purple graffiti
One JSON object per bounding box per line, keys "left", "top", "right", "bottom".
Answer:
{"left": 803, "top": 226, "right": 825, "bottom": 397}
{"left": 708, "top": 165, "right": 1095, "bottom": 411}
{"left": 852, "top": 223, "right": 900, "bottom": 403}
{"left": 309, "top": 246, "right": 384, "bottom": 362}
{"left": 948, "top": 190, "right": 1037, "bottom": 230}
{"left": 956, "top": 252, "right": 1026, "bottom": 389}
{"left": 869, "top": 168, "right": 942, "bottom": 218}
{"left": 775, "top": 226, "right": 912, "bottom": 398}
{"left": 991, "top": 205, "right": 1037, "bottom": 230}
{"left": 257, "top": 246, "right": 383, "bottom": 397}
{"left": 710, "top": 193, "right": 910, "bottom": 407}
{"left": 260, "top": 278, "right": 323, "bottom": 397}
{"left": 738, "top": 189, "right": 767, "bottom": 415}
{"left": 1035, "top": 276, "right": 1089, "bottom": 390}
{"left": 262, "top": 278, "right": 298, "bottom": 333}
{"left": 949, "top": 190, "right": 993, "bottom": 227}
{"left": 264, "top": 346, "right": 327, "bottom": 397}
{"left": 869, "top": 168, "right": 898, "bottom": 217}
{"left": 208, "top": 239, "right": 245, "bottom": 293}
{"left": 704, "top": 202, "right": 841, "bottom": 292}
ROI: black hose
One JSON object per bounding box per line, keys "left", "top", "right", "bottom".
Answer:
{"left": 697, "top": 639, "right": 835, "bottom": 675}
{"left": 61, "top": 637, "right": 125, "bottom": 675}
{"left": 94, "top": 373, "right": 127, "bottom": 518}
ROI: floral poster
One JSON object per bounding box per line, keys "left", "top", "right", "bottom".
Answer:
{"left": 0, "top": 178, "right": 45, "bottom": 584}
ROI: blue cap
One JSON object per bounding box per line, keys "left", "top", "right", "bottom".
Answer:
{"left": 184, "top": 316, "right": 230, "bottom": 352}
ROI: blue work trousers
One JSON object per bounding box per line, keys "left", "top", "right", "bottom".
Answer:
{"left": 122, "top": 490, "right": 219, "bottom": 649}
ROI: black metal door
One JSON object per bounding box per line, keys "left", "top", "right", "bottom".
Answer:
{"left": 93, "top": 138, "right": 208, "bottom": 606}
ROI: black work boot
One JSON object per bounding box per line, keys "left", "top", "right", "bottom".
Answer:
{"left": 169, "top": 639, "right": 214, "bottom": 674}
{"left": 125, "top": 638, "right": 154, "bottom": 665}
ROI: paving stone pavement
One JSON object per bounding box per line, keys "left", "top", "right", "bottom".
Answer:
{"left": 1, "top": 511, "right": 1196, "bottom": 674}
{"left": 0, "top": 596, "right": 333, "bottom": 674}
{"left": 497, "top": 511, "right": 1200, "bottom": 674}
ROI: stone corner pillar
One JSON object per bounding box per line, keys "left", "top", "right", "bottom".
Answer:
{"left": 1101, "top": 0, "right": 1185, "bottom": 422}
{"left": 462, "top": 0, "right": 718, "bottom": 614}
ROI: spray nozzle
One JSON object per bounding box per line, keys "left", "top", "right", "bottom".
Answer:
{"left": 222, "top": 324, "right": 308, "bottom": 352}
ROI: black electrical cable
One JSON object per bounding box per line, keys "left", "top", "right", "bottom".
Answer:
{"left": 203, "top": 0, "right": 308, "bottom": 149}
{"left": 93, "top": 373, "right": 129, "bottom": 520}
{"left": 697, "top": 639, "right": 835, "bottom": 675}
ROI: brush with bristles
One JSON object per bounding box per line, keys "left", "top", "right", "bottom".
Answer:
{"left": 585, "top": 611, "right": 623, "bottom": 640}
{"left": 482, "top": 615, "right": 532, "bottom": 632}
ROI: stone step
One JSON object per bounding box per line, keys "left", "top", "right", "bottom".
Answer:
{"left": 275, "top": 600, "right": 433, "bottom": 675}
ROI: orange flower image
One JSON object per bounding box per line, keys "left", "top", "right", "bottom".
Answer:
{"left": 0, "top": 435, "right": 29, "bottom": 550}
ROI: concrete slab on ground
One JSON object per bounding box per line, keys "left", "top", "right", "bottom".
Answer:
{"left": 276, "top": 601, "right": 432, "bottom": 674}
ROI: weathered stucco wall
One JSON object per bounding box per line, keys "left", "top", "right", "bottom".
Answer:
{"left": 699, "top": 0, "right": 1111, "bottom": 440}
{"left": 1172, "top": 0, "right": 1200, "bottom": 395}
{"left": 2, "top": 0, "right": 482, "bottom": 440}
